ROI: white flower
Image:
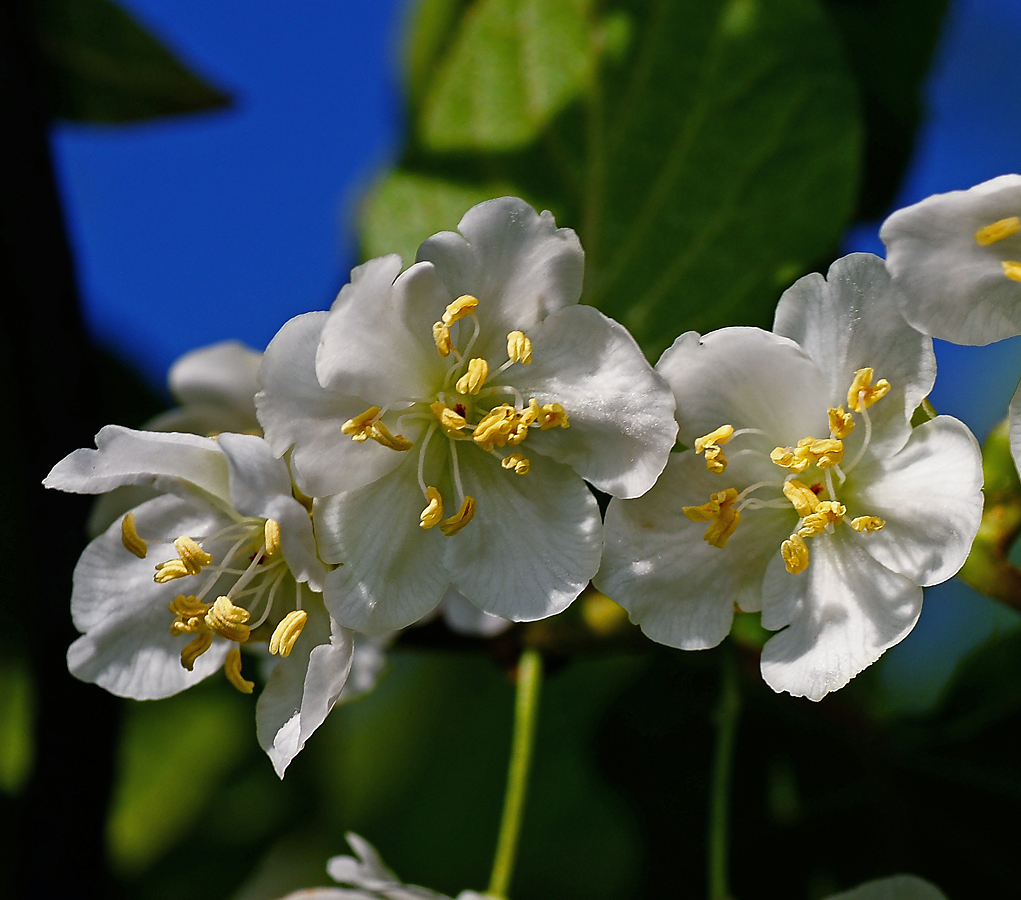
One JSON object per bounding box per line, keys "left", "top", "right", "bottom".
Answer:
{"left": 277, "top": 833, "right": 486, "bottom": 900}
{"left": 880, "top": 174, "right": 1021, "bottom": 345}
{"left": 257, "top": 197, "right": 677, "bottom": 634}
{"left": 823, "top": 875, "right": 947, "bottom": 900}
{"left": 45, "top": 426, "right": 353, "bottom": 776}
{"left": 596, "top": 254, "right": 983, "bottom": 700}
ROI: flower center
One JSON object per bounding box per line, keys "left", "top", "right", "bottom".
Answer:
{"left": 339, "top": 295, "right": 570, "bottom": 536}
{"left": 683, "top": 367, "right": 891, "bottom": 573}
{"left": 125, "top": 513, "right": 309, "bottom": 692}
{"left": 974, "top": 216, "right": 1021, "bottom": 283}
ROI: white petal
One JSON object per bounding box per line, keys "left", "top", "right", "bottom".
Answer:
{"left": 773, "top": 253, "right": 935, "bottom": 449}
{"left": 595, "top": 452, "right": 794, "bottom": 650}
{"left": 257, "top": 599, "right": 354, "bottom": 778}
{"left": 256, "top": 311, "right": 408, "bottom": 496}
{"left": 86, "top": 485, "right": 160, "bottom": 538}
{"left": 824, "top": 875, "right": 948, "bottom": 900}
{"left": 67, "top": 495, "right": 230, "bottom": 699}
{"left": 881, "top": 174, "right": 1021, "bottom": 345}
{"left": 167, "top": 340, "right": 262, "bottom": 421}
{"left": 1009, "top": 376, "right": 1021, "bottom": 473}
{"left": 509, "top": 305, "right": 677, "bottom": 498}
{"left": 316, "top": 450, "right": 449, "bottom": 634}
{"left": 444, "top": 453, "right": 601, "bottom": 622}
{"left": 849, "top": 415, "right": 982, "bottom": 586}
{"left": 416, "top": 197, "right": 584, "bottom": 361}
{"left": 145, "top": 404, "right": 263, "bottom": 437}
{"left": 326, "top": 833, "right": 452, "bottom": 899}
{"left": 338, "top": 633, "right": 392, "bottom": 702}
{"left": 441, "top": 587, "right": 512, "bottom": 637}
{"left": 44, "top": 425, "right": 230, "bottom": 506}
{"left": 316, "top": 256, "right": 447, "bottom": 401}
{"left": 656, "top": 328, "right": 829, "bottom": 449}
{"left": 760, "top": 537, "right": 922, "bottom": 701}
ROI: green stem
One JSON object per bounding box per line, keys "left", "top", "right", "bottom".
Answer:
{"left": 487, "top": 648, "right": 544, "bottom": 900}
{"left": 707, "top": 649, "right": 741, "bottom": 900}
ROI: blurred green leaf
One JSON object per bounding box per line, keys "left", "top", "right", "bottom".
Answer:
{"left": 35, "top": 0, "right": 230, "bottom": 124}
{"left": 403, "top": 0, "right": 471, "bottom": 107}
{"left": 418, "top": 0, "right": 596, "bottom": 151}
{"left": 378, "top": 0, "right": 861, "bottom": 359}
{"left": 0, "top": 659, "right": 34, "bottom": 795}
{"left": 107, "top": 683, "right": 249, "bottom": 874}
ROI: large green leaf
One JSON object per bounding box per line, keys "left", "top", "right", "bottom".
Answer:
{"left": 369, "top": 0, "right": 861, "bottom": 359}
{"left": 418, "top": 0, "right": 596, "bottom": 151}
{"left": 35, "top": 0, "right": 230, "bottom": 124}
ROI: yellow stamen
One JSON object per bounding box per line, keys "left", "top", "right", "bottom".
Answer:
{"left": 473, "top": 405, "right": 517, "bottom": 450}
{"left": 683, "top": 488, "right": 741, "bottom": 547}
{"left": 269, "top": 610, "right": 308, "bottom": 657}
{"left": 366, "top": 420, "right": 413, "bottom": 452}
{"left": 440, "top": 496, "right": 476, "bottom": 536}
{"left": 847, "top": 368, "right": 891, "bottom": 413}
{"left": 501, "top": 451, "right": 530, "bottom": 474}
{"left": 154, "top": 558, "right": 191, "bottom": 583}
{"left": 433, "top": 322, "right": 453, "bottom": 357}
{"left": 431, "top": 400, "right": 468, "bottom": 437}
{"left": 341, "top": 406, "right": 382, "bottom": 442}
{"left": 781, "top": 533, "right": 809, "bottom": 574}
{"left": 704, "top": 507, "right": 741, "bottom": 548}
{"left": 851, "top": 515, "right": 886, "bottom": 532}
{"left": 180, "top": 632, "right": 213, "bottom": 671}
{"left": 168, "top": 595, "right": 210, "bottom": 635}
{"left": 419, "top": 486, "right": 444, "bottom": 529}
{"left": 456, "top": 357, "right": 489, "bottom": 395}
{"left": 507, "top": 331, "right": 532, "bottom": 364}
{"left": 537, "top": 402, "right": 569, "bottom": 430}
{"left": 1004, "top": 260, "right": 1021, "bottom": 283}
{"left": 442, "top": 294, "right": 479, "bottom": 325}
{"left": 520, "top": 400, "right": 540, "bottom": 428}
{"left": 264, "top": 519, "right": 281, "bottom": 557}
{"left": 782, "top": 480, "right": 820, "bottom": 517}
{"left": 975, "top": 216, "right": 1020, "bottom": 246}
{"left": 121, "top": 512, "right": 147, "bottom": 558}
{"left": 771, "top": 437, "right": 844, "bottom": 472}
{"left": 204, "top": 596, "right": 251, "bottom": 643}
{"left": 224, "top": 646, "right": 254, "bottom": 694}
{"left": 683, "top": 487, "right": 739, "bottom": 522}
{"left": 693, "top": 424, "right": 735, "bottom": 474}
{"left": 797, "top": 501, "right": 846, "bottom": 537}
{"left": 173, "top": 536, "right": 212, "bottom": 575}
{"left": 827, "top": 406, "right": 854, "bottom": 439}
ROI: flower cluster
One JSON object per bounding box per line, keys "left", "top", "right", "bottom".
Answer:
{"left": 48, "top": 185, "right": 1000, "bottom": 773}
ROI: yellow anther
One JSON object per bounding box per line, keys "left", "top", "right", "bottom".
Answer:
{"left": 341, "top": 406, "right": 382, "bottom": 442}
{"left": 975, "top": 216, "right": 1021, "bottom": 246}
{"left": 168, "top": 595, "right": 210, "bottom": 635}
{"left": 431, "top": 400, "right": 468, "bottom": 437}
{"left": 224, "top": 646, "right": 254, "bottom": 694}
{"left": 442, "top": 294, "right": 478, "bottom": 325}
{"left": 520, "top": 399, "right": 540, "bottom": 428}
{"left": 847, "top": 368, "right": 891, "bottom": 413}
{"left": 180, "top": 632, "right": 213, "bottom": 671}
{"left": 828, "top": 406, "right": 855, "bottom": 439}
{"left": 419, "top": 486, "right": 444, "bottom": 529}
{"left": 474, "top": 404, "right": 517, "bottom": 450}
{"left": 433, "top": 321, "right": 453, "bottom": 357}
{"left": 683, "top": 487, "right": 739, "bottom": 522}
{"left": 367, "top": 420, "right": 414, "bottom": 452}
{"left": 693, "top": 424, "right": 735, "bottom": 474}
{"left": 154, "top": 558, "right": 191, "bottom": 583}
{"left": 507, "top": 331, "right": 532, "bottom": 364}
{"left": 204, "top": 596, "right": 251, "bottom": 643}
{"left": 782, "top": 480, "right": 820, "bottom": 517}
{"left": 807, "top": 438, "right": 844, "bottom": 468}
{"left": 264, "top": 519, "right": 281, "bottom": 557}
{"left": 121, "top": 512, "right": 147, "bottom": 559}
{"left": 174, "top": 536, "right": 212, "bottom": 575}
{"left": 851, "top": 515, "right": 886, "bottom": 532}
{"left": 440, "top": 496, "right": 476, "bottom": 536}
{"left": 269, "top": 610, "right": 308, "bottom": 657}
{"left": 770, "top": 445, "right": 809, "bottom": 473}
{"left": 537, "top": 402, "right": 569, "bottom": 430}
{"left": 455, "top": 357, "right": 489, "bottom": 395}
{"left": 798, "top": 501, "right": 846, "bottom": 537}
{"left": 781, "top": 533, "right": 810, "bottom": 575}
{"left": 771, "top": 437, "right": 843, "bottom": 472}
{"left": 501, "top": 451, "right": 530, "bottom": 474}
{"left": 1004, "top": 260, "right": 1021, "bottom": 283}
